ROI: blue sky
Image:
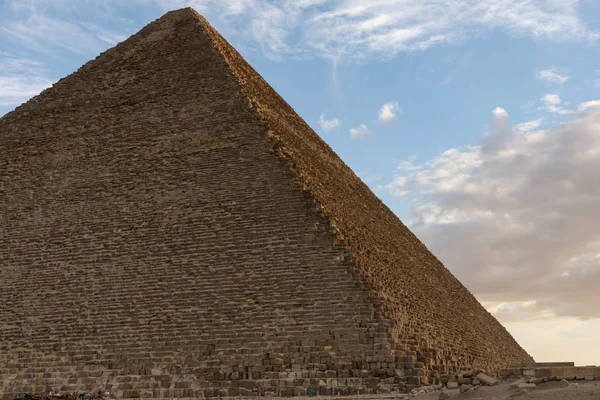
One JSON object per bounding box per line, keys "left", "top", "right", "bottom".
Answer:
{"left": 2, "top": 0, "right": 600, "bottom": 365}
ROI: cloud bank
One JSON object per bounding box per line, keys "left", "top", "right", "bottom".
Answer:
{"left": 381, "top": 107, "right": 600, "bottom": 321}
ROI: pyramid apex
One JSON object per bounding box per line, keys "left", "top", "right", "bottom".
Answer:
{"left": 158, "top": 7, "right": 208, "bottom": 24}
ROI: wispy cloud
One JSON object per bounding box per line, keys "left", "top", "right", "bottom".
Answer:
{"left": 515, "top": 118, "right": 543, "bottom": 133}
{"left": 540, "top": 93, "right": 573, "bottom": 115}
{"left": 378, "top": 101, "right": 401, "bottom": 124}
{"left": 0, "top": 1, "right": 133, "bottom": 57}
{"left": 349, "top": 124, "right": 370, "bottom": 140}
{"left": 0, "top": 55, "right": 53, "bottom": 107}
{"left": 319, "top": 113, "right": 340, "bottom": 132}
{"left": 7, "top": 0, "right": 594, "bottom": 61}
{"left": 380, "top": 107, "right": 600, "bottom": 321}
{"left": 537, "top": 67, "right": 570, "bottom": 84}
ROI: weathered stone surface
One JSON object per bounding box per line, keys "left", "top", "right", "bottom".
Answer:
{"left": 534, "top": 368, "right": 551, "bottom": 378}
{"left": 563, "top": 367, "right": 579, "bottom": 379}
{"left": 510, "top": 379, "right": 526, "bottom": 388}
{"left": 447, "top": 382, "right": 459, "bottom": 389}
{"left": 517, "top": 383, "right": 537, "bottom": 389}
{"left": 500, "top": 368, "right": 524, "bottom": 379}
{"left": 475, "top": 373, "right": 498, "bottom": 386}
{"left": 459, "top": 384, "right": 472, "bottom": 394}
{"left": 0, "top": 6, "right": 533, "bottom": 399}
{"left": 528, "top": 377, "right": 545, "bottom": 385}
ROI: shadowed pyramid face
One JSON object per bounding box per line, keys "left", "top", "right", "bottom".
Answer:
{"left": 0, "top": 7, "right": 532, "bottom": 399}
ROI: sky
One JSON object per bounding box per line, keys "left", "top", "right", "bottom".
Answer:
{"left": 1, "top": 0, "right": 600, "bottom": 365}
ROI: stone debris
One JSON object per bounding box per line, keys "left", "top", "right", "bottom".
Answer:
{"left": 527, "top": 377, "right": 545, "bottom": 384}
{"left": 409, "top": 385, "right": 443, "bottom": 397}
{"left": 459, "top": 384, "right": 473, "bottom": 394}
{"left": 438, "top": 392, "right": 450, "bottom": 400}
{"left": 510, "top": 378, "right": 526, "bottom": 388}
{"left": 14, "top": 391, "right": 109, "bottom": 400}
{"left": 517, "top": 383, "right": 537, "bottom": 389}
{"left": 476, "top": 373, "right": 499, "bottom": 386}
{"left": 500, "top": 364, "right": 600, "bottom": 382}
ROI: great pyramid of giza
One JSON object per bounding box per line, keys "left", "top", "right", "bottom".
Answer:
{"left": 0, "top": 8, "right": 532, "bottom": 399}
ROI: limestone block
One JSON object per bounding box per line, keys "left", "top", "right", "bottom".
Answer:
{"left": 510, "top": 378, "right": 526, "bottom": 388}
{"left": 528, "top": 377, "right": 544, "bottom": 384}
{"left": 476, "top": 373, "right": 498, "bottom": 386}
{"left": 549, "top": 367, "right": 564, "bottom": 379}
{"left": 578, "top": 367, "right": 596, "bottom": 378}
{"left": 499, "top": 368, "right": 523, "bottom": 379}
{"left": 517, "top": 383, "right": 536, "bottom": 389}
{"left": 459, "top": 384, "right": 472, "bottom": 394}
{"left": 534, "top": 368, "right": 551, "bottom": 378}
{"left": 562, "top": 367, "right": 578, "bottom": 380}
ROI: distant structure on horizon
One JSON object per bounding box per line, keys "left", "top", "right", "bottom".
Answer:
{"left": 0, "top": 8, "right": 533, "bottom": 399}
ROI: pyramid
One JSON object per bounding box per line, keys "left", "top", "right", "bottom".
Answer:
{"left": 0, "top": 8, "right": 532, "bottom": 399}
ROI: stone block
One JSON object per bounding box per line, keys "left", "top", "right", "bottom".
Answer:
{"left": 510, "top": 378, "right": 526, "bottom": 388}
{"left": 517, "top": 383, "right": 536, "bottom": 389}
{"left": 534, "top": 368, "right": 551, "bottom": 378}
{"left": 476, "top": 373, "right": 498, "bottom": 386}
{"left": 459, "top": 384, "right": 472, "bottom": 394}
{"left": 535, "top": 362, "right": 574, "bottom": 367}
{"left": 562, "top": 367, "right": 578, "bottom": 380}
{"left": 446, "top": 381, "right": 458, "bottom": 389}
{"left": 578, "top": 367, "right": 596, "bottom": 378}
{"left": 499, "top": 368, "right": 523, "bottom": 379}
{"left": 528, "top": 377, "right": 544, "bottom": 384}
{"left": 549, "top": 367, "right": 564, "bottom": 379}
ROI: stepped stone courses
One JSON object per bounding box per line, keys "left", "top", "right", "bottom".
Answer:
{"left": 0, "top": 8, "right": 532, "bottom": 399}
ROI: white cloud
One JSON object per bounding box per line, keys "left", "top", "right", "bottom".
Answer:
{"left": 319, "top": 113, "right": 340, "bottom": 131}
{"left": 540, "top": 93, "right": 573, "bottom": 115}
{"left": 378, "top": 101, "right": 401, "bottom": 123}
{"left": 1, "top": 0, "right": 597, "bottom": 61}
{"left": 0, "top": 56, "right": 53, "bottom": 107}
{"left": 541, "top": 94, "right": 561, "bottom": 106}
{"left": 516, "top": 118, "right": 543, "bottom": 133}
{"left": 349, "top": 124, "right": 370, "bottom": 140}
{"left": 381, "top": 109, "right": 600, "bottom": 322}
{"left": 578, "top": 100, "right": 600, "bottom": 112}
{"left": 537, "top": 67, "right": 570, "bottom": 84}
{"left": 491, "top": 106, "right": 508, "bottom": 118}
